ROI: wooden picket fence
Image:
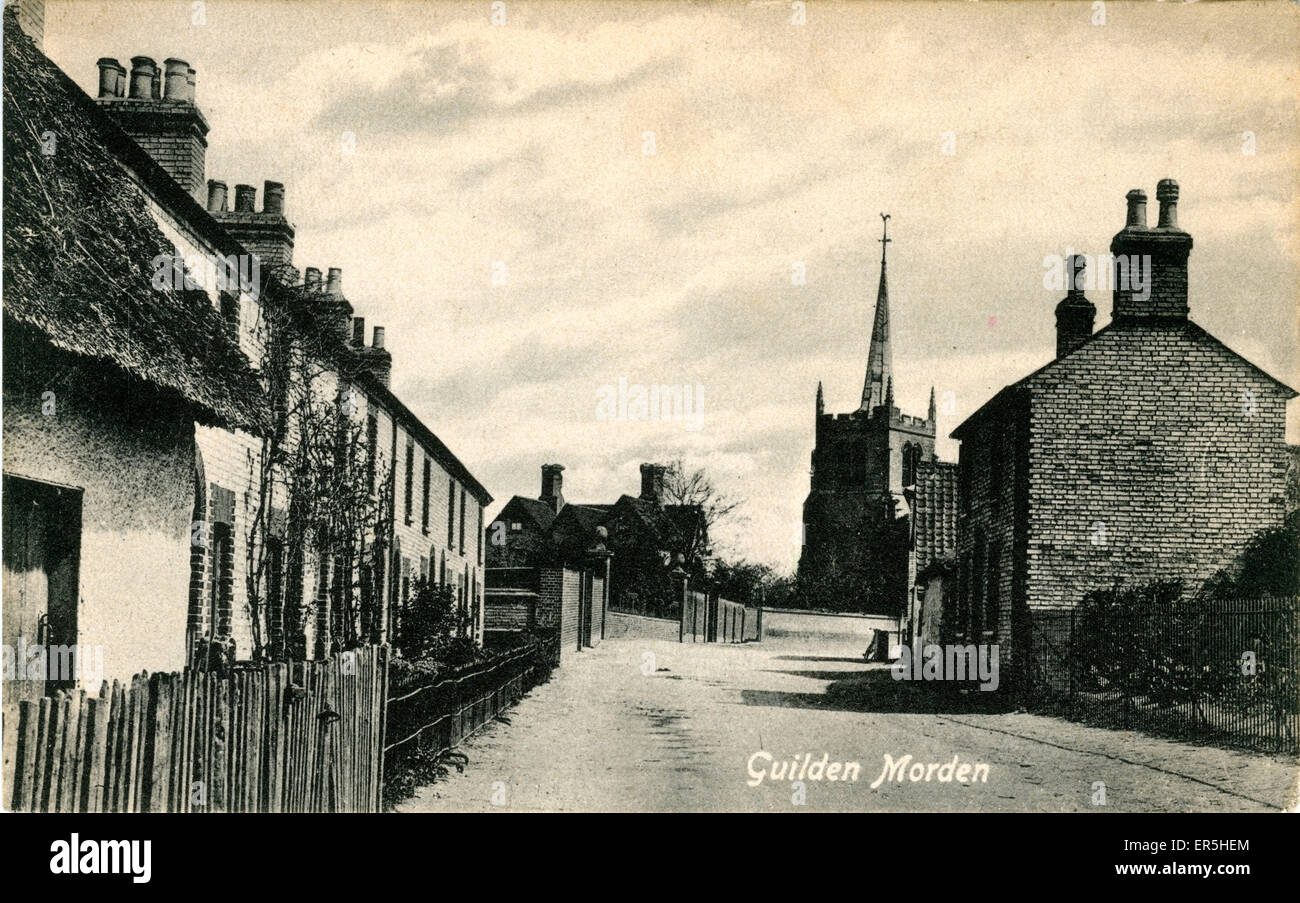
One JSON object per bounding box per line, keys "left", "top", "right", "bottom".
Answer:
{"left": 3, "top": 646, "right": 389, "bottom": 813}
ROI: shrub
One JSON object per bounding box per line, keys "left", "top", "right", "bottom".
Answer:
{"left": 396, "top": 577, "right": 477, "bottom": 665}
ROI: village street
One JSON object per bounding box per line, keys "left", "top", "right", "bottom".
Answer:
{"left": 401, "top": 622, "right": 1298, "bottom": 813}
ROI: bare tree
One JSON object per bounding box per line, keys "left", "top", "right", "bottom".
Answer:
{"left": 661, "top": 458, "right": 740, "bottom": 570}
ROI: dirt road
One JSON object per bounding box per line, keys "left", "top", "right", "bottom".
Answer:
{"left": 400, "top": 630, "right": 1297, "bottom": 813}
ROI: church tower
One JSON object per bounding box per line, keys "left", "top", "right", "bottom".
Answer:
{"left": 798, "top": 215, "right": 938, "bottom": 615}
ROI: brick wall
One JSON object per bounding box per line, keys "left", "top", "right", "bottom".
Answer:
{"left": 1023, "top": 324, "right": 1290, "bottom": 608}
{"left": 484, "top": 591, "right": 535, "bottom": 632}
{"left": 956, "top": 322, "right": 1292, "bottom": 689}
{"left": 955, "top": 391, "right": 1025, "bottom": 647}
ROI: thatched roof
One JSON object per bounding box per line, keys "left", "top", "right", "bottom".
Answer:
{"left": 2, "top": 11, "right": 267, "bottom": 433}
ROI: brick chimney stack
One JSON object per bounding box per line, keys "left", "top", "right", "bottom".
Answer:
{"left": 96, "top": 53, "right": 209, "bottom": 204}
{"left": 210, "top": 179, "right": 296, "bottom": 272}
{"left": 1110, "top": 180, "right": 1193, "bottom": 322}
{"left": 357, "top": 326, "right": 392, "bottom": 388}
{"left": 640, "top": 463, "right": 666, "bottom": 506}
{"left": 540, "top": 464, "right": 565, "bottom": 513}
{"left": 1055, "top": 254, "right": 1095, "bottom": 358}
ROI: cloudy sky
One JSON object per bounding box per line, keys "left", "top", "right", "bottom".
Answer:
{"left": 45, "top": 0, "right": 1300, "bottom": 572}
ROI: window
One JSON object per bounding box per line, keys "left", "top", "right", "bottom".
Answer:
{"left": 902, "top": 443, "right": 922, "bottom": 487}
{"left": 447, "top": 478, "right": 455, "bottom": 546}
{"left": 985, "top": 539, "right": 1002, "bottom": 638}
{"left": 403, "top": 438, "right": 414, "bottom": 524}
{"left": 208, "top": 485, "right": 236, "bottom": 646}
{"left": 365, "top": 414, "right": 378, "bottom": 492}
{"left": 421, "top": 458, "right": 431, "bottom": 534}
{"left": 266, "top": 537, "right": 285, "bottom": 654}
{"left": 462, "top": 563, "right": 470, "bottom": 633}
{"left": 970, "top": 532, "right": 986, "bottom": 637}
{"left": 988, "top": 447, "right": 1001, "bottom": 504}
{"left": 510, "top": 522, "right": 522, "bottom": 532}
{"left": 459, "top": 486, "right": 466, "bottom": 555}
{"left": 400, "top": 558, "right": 411, "bottom": 612}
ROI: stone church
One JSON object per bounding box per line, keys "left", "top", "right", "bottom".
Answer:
{"left": 798, "top": 218, "right": 945, "bottom": 616}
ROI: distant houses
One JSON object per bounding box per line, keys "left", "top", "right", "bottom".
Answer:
{"left": 2, "top": 7, "right": 490, "bottom": 699}
{"left": 488, "top": 463, "right": 705, "bottom": 616}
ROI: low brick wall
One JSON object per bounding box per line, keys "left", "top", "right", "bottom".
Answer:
{"left": 606, "top": 610, "right": 680, "bottom": 641}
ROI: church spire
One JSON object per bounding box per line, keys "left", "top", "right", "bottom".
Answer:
{"left": 861, "top": 213, "right": 893, "bottom": 412}
{"left": 928, "top": 386, "right": 936, "bottom": 422}
{"left": 816, "top": 380, "right": 824, "bottom": 416}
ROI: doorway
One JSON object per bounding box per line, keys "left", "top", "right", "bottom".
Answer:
{"left": 2, "top": 474, "right": 83, "bottom": 705}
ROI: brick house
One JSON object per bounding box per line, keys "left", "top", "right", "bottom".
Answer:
{"left": 487, "top": 464, "right": 565, "bottom": 567}
{"left": 488, "top": 462, "right": 704, "bottom": 615}
{"left": 951, "top": 181, "right": 1296, "bottom": 686}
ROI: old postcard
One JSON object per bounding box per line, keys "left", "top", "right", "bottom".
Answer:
{"left": 2, "top": 0, "right": 1298, "bottom": 868}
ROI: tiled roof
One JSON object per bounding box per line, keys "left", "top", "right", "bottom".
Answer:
{"left": 913, "top": 459, "right": 958, "bottom": 575}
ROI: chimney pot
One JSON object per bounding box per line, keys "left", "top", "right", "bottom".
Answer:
{"left": 326, "top": 267, "right": 343, "bottom": 296}
{"left": 163, "top": 58, "right": 191, "bottom": 101}
{"left": 1124, "top": 189, "right": 1148, "bottom": 230}
{"left": 1156, "top": 178, "right": 1180, "bottom": 230}
{"left": 128, "top": 56, "right": 156, "bottom": 99}
{"left": 352, "top": 316, "right": 366, "bottom": 346}
{"left": 262, "top": 180, "right": 285, "bottom": 215}
{"left": 206, "top": 179, "right": 228, "bottom": 212}
{"left": 233, "top": 184, "right": 256, "bottom": 213}
{"left": 1066, "top": 254, "right": 1086, "bottom": 297}
{"left": 372, "top": 326, "right": 385, "bottom": 349}
{"left": 96, "top": 58, "right": 124, "bottom": 98}
{"left": 304, "top": 267, "right": 322, "bottom": 291}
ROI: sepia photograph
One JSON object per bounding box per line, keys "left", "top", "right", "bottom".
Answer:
{"left": 1, "top": 0, "right": 1297, "bottom": 884}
